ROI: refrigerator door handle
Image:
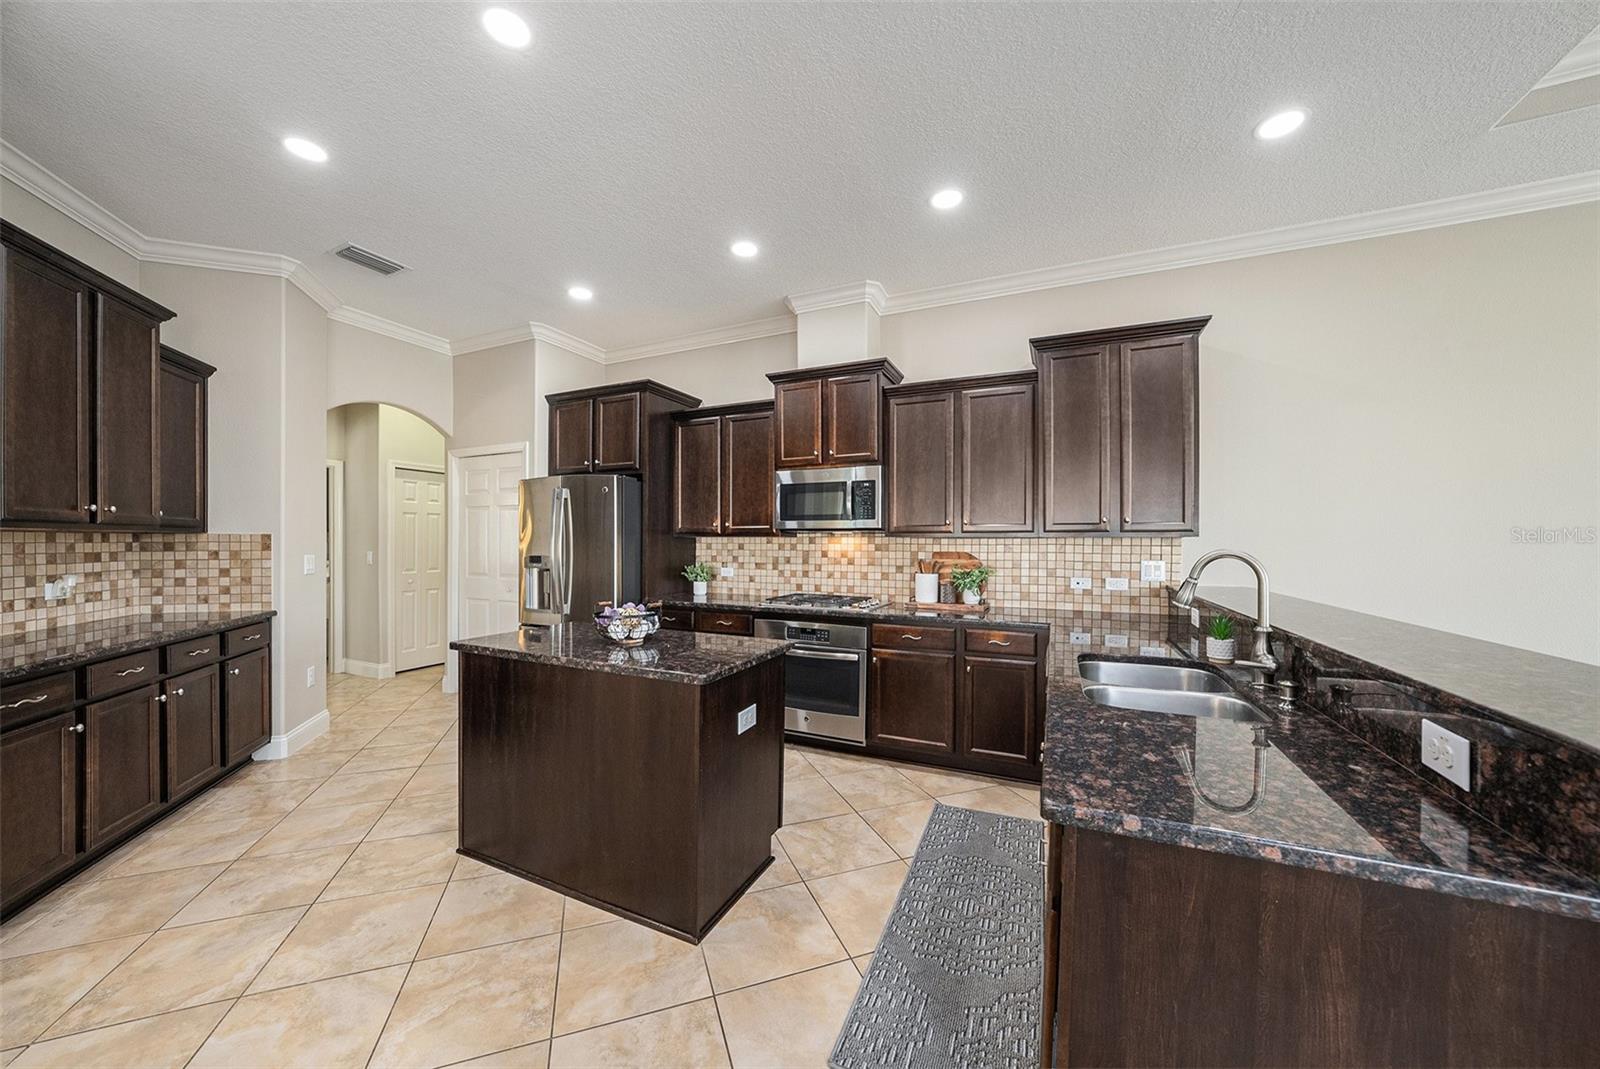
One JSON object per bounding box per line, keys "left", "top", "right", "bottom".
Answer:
{"left": 560, "top": 487, "right": 575, "bottom": 613}
{"left": 611, "top": 483, "right": 624, "bottom": 606}
{"left": 549, "top": 486, "right": 566, "bottom": 615}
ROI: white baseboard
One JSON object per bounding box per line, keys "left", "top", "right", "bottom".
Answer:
{"left": 343, "top": 659, "right": 394, "bottom": 680}
{"left": 333, "top": 656, "right": 347, "bottom": 674}
{"left": 252, "top": 709, "right": 329, "bottom": 761}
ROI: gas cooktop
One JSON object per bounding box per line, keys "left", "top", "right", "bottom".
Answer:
{"left": 762, "top": 592, "right": 886, "bottom": 610}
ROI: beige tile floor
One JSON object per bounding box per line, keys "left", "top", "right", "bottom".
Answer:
{"left": 0, "top": 668, "right": 1043, "bottom": 1068}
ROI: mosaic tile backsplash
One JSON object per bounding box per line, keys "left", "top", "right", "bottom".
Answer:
{"left": 2, "top": 531, "right": 273, "bottom": 640}
{"left": 690, "top": 534, "right": 1183, "bottom": 614}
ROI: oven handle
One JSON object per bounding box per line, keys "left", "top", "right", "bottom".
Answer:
{"left": 788, "top": 648, "right": 862, "bottom": 662}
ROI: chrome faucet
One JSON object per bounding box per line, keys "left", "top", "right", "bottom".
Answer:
{"left": 1171, "top": 550, "right": 1277, "bottom": 685}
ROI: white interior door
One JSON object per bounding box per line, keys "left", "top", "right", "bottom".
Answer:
{"left": 394, "top": 468, "right": 446, "bottom": 671}
{"left": 459, "top": 452, "right": 524, "bottom": 640}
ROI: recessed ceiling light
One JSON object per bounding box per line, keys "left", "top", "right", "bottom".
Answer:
{"left": 281, "top": 137, "right": 328, "bottom": 163}
{"left": 1254, "top": 108, "right": 1306, "bottom": 141}
{"left": 568, "top": 285, "right": 594, "bottom": 301}
{"left": 482, "top": 8, "right": 532, "bottom": 49}
{"left": 930, "top": 188, "right": 964, "bottom": 210}
{"left": 730, "top": 240, "right": 759, "bottom": 259}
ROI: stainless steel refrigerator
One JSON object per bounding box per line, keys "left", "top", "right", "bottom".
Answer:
{"left": 518, "top": 475, "right": 643, "bottom": 626}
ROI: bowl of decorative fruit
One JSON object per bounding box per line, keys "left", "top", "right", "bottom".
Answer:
{"left": 593, "top": 602, "right": 661, "bottom": 647}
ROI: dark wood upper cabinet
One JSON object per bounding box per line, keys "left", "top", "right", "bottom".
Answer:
{"left": 0, "top": 711, "right": 81, "bottom": 904}
{"left": 165, "top": 665, "right": 222, "bottom": 802}
{"left": 594, "top": 392, "right": 641, "bottom": 471}
{"left": 961, "top": 380, "right": 1035, "bottom": 533}
{"left": 223, "top": 647, "right": 271, "bottom": 767}
{"left": 2, "top": 244, "right": 93, "bottom": 524}
{"left": 549, "top": 397, "right": 595, "bottom": 474}
{"left": 1032, "top": 317, "right": 1207, "bottom": 536}
{"left": 1037, "top": 344, "right": 1112, "bottom": 532}
{"left": 83, "top": 685, "right": 162, "bottom": 850}
{"left": 869, "top": 647, "right": 956, "bottom": 755}
{"left": 772, "top": 379, "right": 823, "bottom": 468}
{"left": 673, "top": 416, "right": 723, "bottom": 535}
{"left": 886, "top": 390, "right": 955, "bottom": 533}
{"left": 2, "top": 221, "right": 186, "bottom": 532}
{"left": 768, "top": 360, "right": 902, "bottom": 469}
{"left": 158, "top": 347, "right": 214, "bottom": 531}
{"left": 1119, "top": 333, "right": 1198, "bottom": 532}
{"left": 722, "top": 408, "right": 774, "bottom": 533}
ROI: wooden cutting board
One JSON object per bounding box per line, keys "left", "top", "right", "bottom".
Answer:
{"left": 930, "top": 551, "right": 982, "bottom": 582}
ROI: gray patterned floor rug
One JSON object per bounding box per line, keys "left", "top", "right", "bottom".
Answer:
{"left": 830, "top": 803, "right": 1043, "bottom": 1069}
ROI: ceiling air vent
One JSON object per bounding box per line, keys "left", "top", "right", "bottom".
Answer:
{"left": 334, "top": 243, "right": 408, "bottom": 275}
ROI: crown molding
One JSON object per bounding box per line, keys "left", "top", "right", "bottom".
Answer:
{"left": 529, "top": 322, "right": 608, "bottom": 364}
{"left": 1537, "top": 28, "right": 1600, "bottom": 89}
{"left": 450, "top": 324, "right": 536, "bottom": 356}
{"left": 137, "top": 234, "right": 302, "bottom": 278}
{"left": 785, "top": 280, "right": 887, "bottom": 316}
{"left": 1, "top": 140, "right": 145, "bottom": 257}
{"left": 328, "top": 306, "right": 452, "bottom": 355}
{"left": 287, "top": 263, "right": 340, "bottom": 312}
{"left": 881, "top": 171, "right": 1600, "bottom": 316}
{"left": 606, "top": 314, "right": 795, "bottom": 364}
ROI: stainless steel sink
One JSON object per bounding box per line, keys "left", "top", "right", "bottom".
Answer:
{"left": 1078, "top": 659, "right": 1232, "bottom": 693}
{"left": 1081, "top": 684, "right": 1266, "bottom": 722}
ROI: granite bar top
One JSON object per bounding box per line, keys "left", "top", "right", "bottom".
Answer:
{"left": 3, "top": 609, "right": 277, "bottom": 682}
{"left": 451, "top": 625, "right": 791, "bottom": 685}
{"left": 1195, "top": 587, "right": 1600, "bottom": 752}
{"left": 1042, "top": 650, "right": 1600, "bottom": 921}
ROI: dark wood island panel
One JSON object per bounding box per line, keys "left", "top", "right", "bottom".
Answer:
{"left": 456, "top": 644, "right": 785, "bottom": 943}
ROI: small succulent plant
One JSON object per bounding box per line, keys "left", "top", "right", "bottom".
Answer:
{"left": 1207, "top": 615, "right": 1235, "bottom": 641}
{"left": 682, "top": 563, "right": 714, "bottom": 583}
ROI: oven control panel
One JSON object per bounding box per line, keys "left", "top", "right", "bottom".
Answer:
{"left": 786, "top": 625, "right": 832, "bottom": 643}
{"left": 850, "top": 480, "right": 877, "bottom": 520}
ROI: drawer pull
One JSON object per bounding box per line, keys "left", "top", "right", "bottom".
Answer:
{"left": 717, "top": 619, "right": 734, "bottom": 626}
{"left": 900, "top": 633, "right": 922, "bottom": 641}
{"left": 243, "top": 633, "right": 261, "bottom": 641}
{"left": 187, "top": 647, "right": 212, "bottom": 656}
{"left": 2, "top": 694, "right": 48, "bottom": 710}
{"left": 987, "top": 639, "right": 1012, "bottom": 647}
{"left": 116, "top": 666, "right": 147, "bottom": 677}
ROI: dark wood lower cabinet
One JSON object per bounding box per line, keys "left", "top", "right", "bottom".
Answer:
{"left": 1044, "top": 825, "right": 1600, "bottom": 1067}
{"left": 960, "top": 655, "right": 1037, "bottom": 769}
{"left": 166, "top": 666, "right": 222, "bottom": 800}
{"left": 869, "top": 648, "right": 956, "bottom": 754}
{"left": 223, "top": 649, "right": 271, "bottom": 766}
{"left": 0, "top": 711, "right": 81, "bottom": 903}
{"left": 84, "top": 686, "right": 162, "bottom": 850}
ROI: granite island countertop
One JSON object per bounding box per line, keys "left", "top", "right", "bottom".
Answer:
{"left": 3, "top": 609, "right": 278, "bottom": 682}
{"left": 451, "top": 624, "right": 791, "bottom": 685}
{"left": 1042, "top": 649, "right": 1600, "bottom": 921}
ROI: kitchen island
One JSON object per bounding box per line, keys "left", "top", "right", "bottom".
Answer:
{"left": 449, "top": 625, "right": 789, "bottom": 943}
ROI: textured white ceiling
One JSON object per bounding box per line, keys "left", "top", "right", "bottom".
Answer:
{"left": 2, "top": 2, "right": 1596, "bottom": 350}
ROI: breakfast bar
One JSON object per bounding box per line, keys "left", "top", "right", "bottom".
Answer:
{"left": 450, "top": 625, "right": 789, "bottom": 942}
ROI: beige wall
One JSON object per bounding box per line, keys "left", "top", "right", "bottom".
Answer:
{"left": 282, "top": 284, "right": 330, "bottom": 731}
{"left": 533, "top": 340, "right": 606, "bottom": 476}
{"left": 604, "top": 332, "right": 798, "bottom": 407}
{"left": 327, "top": 320, "right": 454, "bottom": 437}
{"left": 450, "top": 340, "right": 537, "bottom": 454}
{"left": 0, "top": 176, "right": 141, "bottom": 287}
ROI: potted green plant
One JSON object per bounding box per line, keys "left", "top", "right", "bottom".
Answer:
{"left": 682, "top": 563, "right": 713, "bottom": 598}
{"left": 949, "top": 564, "right": 993, "bottom": 606}
{"left": 1205, "top": 615, "right": 1236, "bottom": 663}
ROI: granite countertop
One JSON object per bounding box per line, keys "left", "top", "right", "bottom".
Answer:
{"left": 1042, "top": 650, "right": 1600, "bottom": 921}
{"left": 3, "top": 609, "right": 278, "bottom": 682}
{"left": 1195, "top": 586, "right": 1600, "bottom": 752}
{"left": 451, "top": 625, "right": 791, "bottom": 685}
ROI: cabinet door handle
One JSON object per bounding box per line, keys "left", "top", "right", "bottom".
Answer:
{"left": 230, "top": 668, "right": 241, "bottom": 676}
{"left": 116, "top": 666, "right": 146, "bottom": 677}
{"left": 967, "top": 665, "right": 972, "bottom": 673}
{"left": 987, "top": 639, "right": 1012, "bottom": 647}
{"left": 187, "top": 648, "right": 212, "bottom": 656}
{"left": 2, "top": 694, "right": 48, "bottom": 710}
{"left": 1122, "top": 514, "right": 1130, "bottom": 525}
{"left": 107, "top": 505, "right": 117, "bottom": 514}
{"left": 70, "top": 723, "right": 85, "bottom": 734}
{"left": 174, "top": 688, "right": 185, "bottom": 696}
{"left": 1099, "top": 515, "right": 1107, "bottom": 526}
{"left": 156, "top": 694, "right": 167, "bottom": 703}
{"left": 86, "top": 504, "right": 97, "bottom": 513}
{"left": 900, "top": 633, "right": 922, "bottom": 641}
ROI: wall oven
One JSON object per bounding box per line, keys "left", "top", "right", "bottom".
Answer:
{"left": 774, "top": 465, "right": 882, "bottom": 531}
{"left": 753, "top": 618, "right": 868, "bottom": 744}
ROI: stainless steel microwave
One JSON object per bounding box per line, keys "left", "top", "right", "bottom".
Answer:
{"left": 774, "top": 465, "right": 882, "bottom": 531}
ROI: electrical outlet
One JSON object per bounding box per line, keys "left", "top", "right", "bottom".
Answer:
{"left": 1069, "top": 576, "right": 1091, "bottom": 591}
{"left": 1140, "top": 560, "right": 1166, "bottom": 582}
{"left": 303, "top": 554, "right": 316, "bottom": 576}
{"left": 736, "top": 703, "right": 756, "bottom": 735}
{"left": 1105, "top": 577, "right": 1129, "bottom": 591}
{"left": 1069, "top": 631, "right": 1091, "bottom": 645}
{"left": 42, "top": 578, "right": 69, "bottom": 602}
{"left": 719, "top": 566, "right": 734, "bottom": 578}
{"left": 1139, "top": 645, "right": 1167, "bottom": 657}
{"left": 1104, "top": 634, "right": 1129, "bottom": 648}
{"left": 367, "top": 550, "right": 375, "bottom": 565}
{"left": 1190, "top": 607, "right": 1201, "bottom": 628}
{"left": 305, "top": 666, "right": 316, "bottom": 688}
{"left": 1421, "top": 718, "right": 1471, "bottom": 791}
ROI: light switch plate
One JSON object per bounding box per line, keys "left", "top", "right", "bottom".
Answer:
{"left": 1421, "top": 718, "right": 1471, "bottom": 791}
{"left": 1105, "top": 577, "right": 1129, "bottom": 591}
{"left": 305, "top": 666, "right": 316, "bottom": 688}
{"left": 1069, "top": 577, "right": 1091, "bottom": 591}
{"left": 1190, "top": 607, "right": 1201, "bottom": 628}
{"left": 1140, "top": 560, "right": 1166, "bottom": 582}
{"left": 736, "top": 703, "right": 756, "bottom": 735}
{"left": 366, "top": 550, "right": 375, "bottom": 565}
{"left": 1104, "top": 634, "right": 1129, "bottom": 648}
{"left": 719, "top": 566, "right": 734, "bottom": 578}
{"left": 303, "top": 554, "right": 316, "bottom": 575}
